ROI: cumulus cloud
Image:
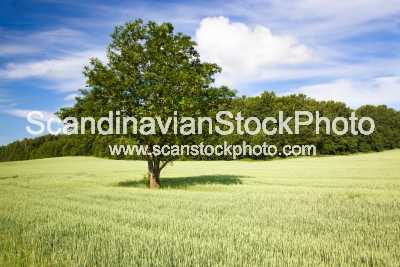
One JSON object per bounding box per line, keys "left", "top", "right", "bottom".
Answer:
{"left": 196, "top": 16, "right": 321, "bottom": 87}
{"left": 284, "top": 76, "right": 400, "bottom": 108}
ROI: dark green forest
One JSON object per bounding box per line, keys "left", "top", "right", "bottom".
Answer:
{"left": 1, "top": 91, "right": 400, "bottom": 162}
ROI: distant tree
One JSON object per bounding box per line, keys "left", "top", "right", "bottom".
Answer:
{"left": 56, "top": 19, "right": 236, "bottom": 188}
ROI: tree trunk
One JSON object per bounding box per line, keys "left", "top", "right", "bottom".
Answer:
{"left": 147, "top": 148, "right": 161, "bottom": 189}
{"left": 146, "top": 146, "right": 172, "bottom": 189}
{"left": 149, "top": 169, "right": 161, "bottom": 189}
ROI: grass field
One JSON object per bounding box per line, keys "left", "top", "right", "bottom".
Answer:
{"left": 0, "top": 151, "right": 399, "bottom": 266}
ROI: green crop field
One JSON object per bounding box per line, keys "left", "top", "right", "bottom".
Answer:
{"left": 0, "top": 151, "right": 399, "bottom": 266}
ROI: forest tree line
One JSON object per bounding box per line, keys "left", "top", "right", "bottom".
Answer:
{"left": 1, "top": 91, "right": 400, "bottom": 162}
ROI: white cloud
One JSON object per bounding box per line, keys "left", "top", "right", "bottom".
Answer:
{"left": 31, "top": 28, "right": 86, "bottom": 44}
{"left": 196, "top": 16, "right": 321, "bottom": 87}
{"left": 215, "top": 0, "right": 400, "bottom": 42}
{"left": 0, "top": 45, "right": 36, "bottom": 57}
{"left": 0, "top": 28, "right": 90, "bottom": 59}
{"left": 2, "top": 108, "right": 60, "bottom": 123}
{"left": 107, "top": 0, "right": 400, "bottom": 41}
{"left": 284, "top": 76, "right": 400, "bottom": 108}
{"left": 64, "top": 93, "right": 79, "bottom": 101}
{"left": 0, "top": 49, "right": 106, "bottom": 92}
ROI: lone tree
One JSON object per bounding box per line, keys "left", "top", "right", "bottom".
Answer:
{"left": 57, "top": 19, "right": 236, "bottom": 188}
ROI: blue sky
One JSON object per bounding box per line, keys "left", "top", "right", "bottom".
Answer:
{"left": 1, "top": 0, "right": 400, "bottom": 146}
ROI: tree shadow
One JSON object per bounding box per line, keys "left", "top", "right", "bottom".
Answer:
{"left": 118, "top": 174, "right": 245, "bottom": 189}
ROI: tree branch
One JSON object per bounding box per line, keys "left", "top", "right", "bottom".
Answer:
{"left": 160, "top": 156, "right": 173, "bottom": 171}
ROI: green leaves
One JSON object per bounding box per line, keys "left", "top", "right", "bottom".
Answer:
{"left": 57, "top": 19, "right": 236, "bottom": 163}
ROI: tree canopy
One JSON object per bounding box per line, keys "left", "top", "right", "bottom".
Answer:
{"left": 56, "top": 19, "right": 237, "bottom": 188}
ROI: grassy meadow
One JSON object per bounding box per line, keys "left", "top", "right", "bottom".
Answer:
{"left": 0, "top": 151, "right": 399, "bottom": 266}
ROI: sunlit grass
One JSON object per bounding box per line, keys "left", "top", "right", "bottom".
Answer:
{"left": 0, "top": 150, "right": 399, "bottom": 266}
